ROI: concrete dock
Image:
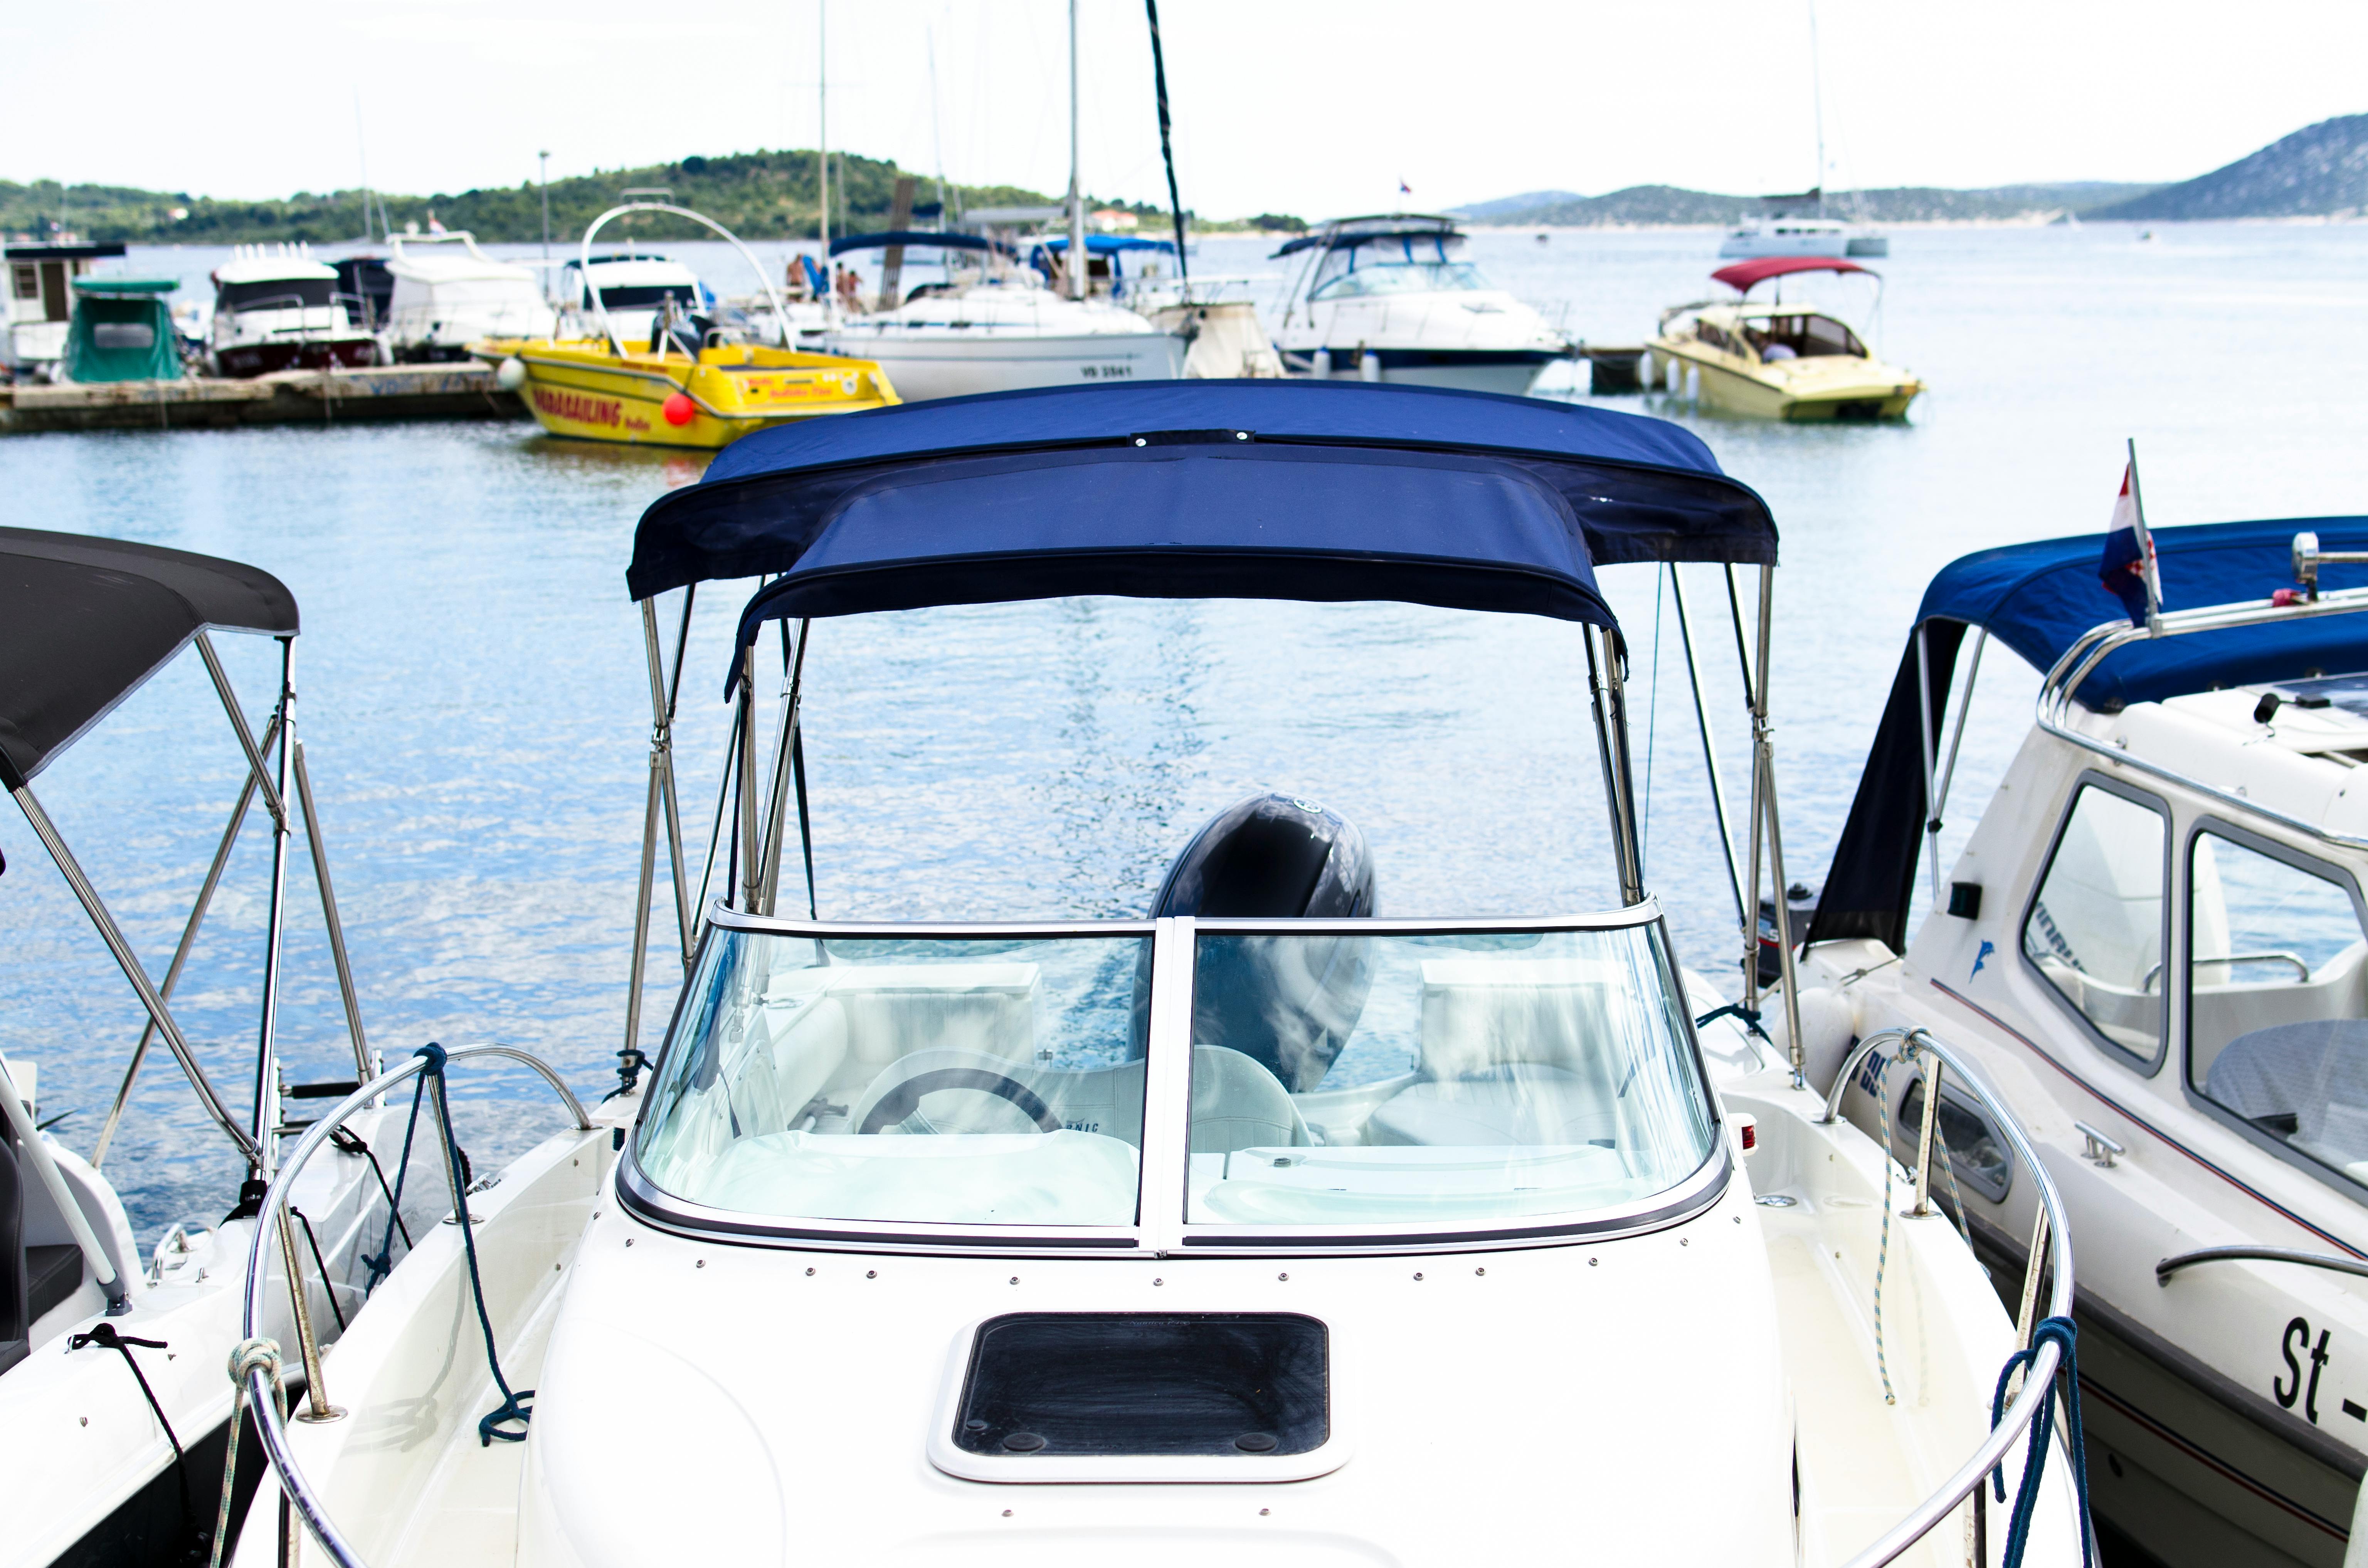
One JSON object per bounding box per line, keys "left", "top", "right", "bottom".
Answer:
{"left": 1, "top": 363, "right": 526, "bottom": 434}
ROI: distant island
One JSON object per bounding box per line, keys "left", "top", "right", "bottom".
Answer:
{"left": 1451, "top": 113, "right": 2368, "bottom": 228}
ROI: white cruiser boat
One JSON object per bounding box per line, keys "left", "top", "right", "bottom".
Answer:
{"left": 821, "top": 233, "right": 1184, "bottom": 402}
{"left": 553, "top": 251, "right": 706, "bottom": 351}
{"left": 223, "top": 383, "right": 2083, "bottom": 1568}
{"left": 1270, "top": 216, "right": 1572, "bottom": 395}
{"left": 1789, "top": 519, "right": 2368, "bottom": 1566}
{"left": 208, "top": 245, "right": 380, "bottom": 376}
{"left": 0, "top": 528, "right": 409, "bottom": 1568}
{"left": 382, "top": 232, "right": 556, "bottom": 361}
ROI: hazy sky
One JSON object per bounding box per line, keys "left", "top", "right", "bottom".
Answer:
{"left": 14, "top": 0, "right": 2366, "bottom": 218}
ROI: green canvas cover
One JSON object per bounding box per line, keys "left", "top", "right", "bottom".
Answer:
{"left": 63, "top": 279, "right": 184, "bottom": 383}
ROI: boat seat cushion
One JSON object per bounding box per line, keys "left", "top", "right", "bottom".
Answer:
{"left": 27, "top": 1243, "right": 80, "bottom": 1324}
{"left": 2205, "top": 1019, "right": 2368, "bottom": 1161}
{"left": 1367, "top": 1063, "right": 1618, "bottom": 1148}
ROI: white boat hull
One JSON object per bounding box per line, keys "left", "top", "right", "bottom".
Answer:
{"left": 819, "top": 328, "right": 1188, "bottom": 403}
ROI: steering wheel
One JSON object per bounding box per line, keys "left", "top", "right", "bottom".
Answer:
{"left": 855, "top": 1067, "right": 1061, "bottom": 1136}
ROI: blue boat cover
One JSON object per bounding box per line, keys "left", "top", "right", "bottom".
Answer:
{"left": 630, "top": 381, "right": 1776, "bottom": 614}
{"left": 1036, "top": 235, "right": 1177, "bottom": 254}
{"left": 1807, "top": 516, "right": 2368, "bottom": 954}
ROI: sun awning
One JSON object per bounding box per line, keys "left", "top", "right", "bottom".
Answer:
{"left": 629, "top": 380, "right": 1776, "bottom": 610}
{"left": 1710, "top": 256, "right": 1871, "bottom": 293}
{"left": 827, "top": 232, "right": 1013, "bottom": 258}
{"left": 1806, "top": 516, "right": 2368, "bottom": 953}
{"left": 0, "top": 528, "right": 298, "bottom": 789}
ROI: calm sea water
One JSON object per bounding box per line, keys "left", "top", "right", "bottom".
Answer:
{"left": 7, "top": 223, "right": 2368, "bottom": 1244}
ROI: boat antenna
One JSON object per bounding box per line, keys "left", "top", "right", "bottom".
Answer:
{"left": 351, "top": 89, "right": 376, "bottom": 242}
{"left": 1067, "top": 0, "right": 1088, "bottom": 300}
{"left": 1807, "top": 0, "right": 1827, "bottom": 219}
{"left": 1145, "top": 0, "right": 1189, "bottom": 281}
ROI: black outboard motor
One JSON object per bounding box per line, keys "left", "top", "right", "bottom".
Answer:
{"left": 1148, "top": 793, "right": 1377, "bottom": 1091}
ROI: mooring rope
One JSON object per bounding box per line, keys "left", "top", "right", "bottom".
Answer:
{"left": 1871, "top": 1041, "right": 1905, "bottom": 1405}
{"left": 1990, "top": 1315, "right": 2093, "bottom": 1568}
{"left": 207, "top": 1338, "right": 286, "bottom": 1568}
{"left": 410, "top": 1044, "right": 535, "bottom": 1445}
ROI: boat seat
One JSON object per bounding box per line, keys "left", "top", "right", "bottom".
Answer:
{"left": 2205, "top": 1019, "right": 2368, "bottom": 1162}
{"left": 726, "top": 997, "right": 849, "bottom": 1136}
{"left": 1367, "top": 958, "right": 1622, "bottom": 1148}
{"left": 27, "top": 1244, "right": 79, "bottom": 1324}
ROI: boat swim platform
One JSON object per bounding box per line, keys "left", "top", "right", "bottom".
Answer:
{"left": 0, "top": 362, "right": 526, "bottom": 435}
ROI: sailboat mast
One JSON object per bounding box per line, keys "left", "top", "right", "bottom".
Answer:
{"left": 1808, "top": 0, "right": 1826, "bottom": 218}
{"left": 1068, "top": 0, "right": 1087, "bottom": 300}
{"left": 818, "top": 0, "right": 830, "bottom": 255}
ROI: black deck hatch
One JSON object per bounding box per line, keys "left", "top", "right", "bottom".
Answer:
{"left": 953, "top": 1312, "right": 1329, "bottom": 1457}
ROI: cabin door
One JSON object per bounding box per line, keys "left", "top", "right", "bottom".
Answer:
{"left": 39, "top": 262, "right": 69, "bottom": 322}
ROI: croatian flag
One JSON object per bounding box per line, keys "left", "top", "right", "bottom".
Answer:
{"left": 2099, "top": 463, "right": 2155, "bottom": 625}
{"left": 1398, "top": 178, "right": 1412, "bottom": 195}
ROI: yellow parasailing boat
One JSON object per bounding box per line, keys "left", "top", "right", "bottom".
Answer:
{"left": 1647, "top": 256, "right": 1922, "bottom": 422}
{"left": 479, "top": 200, "right": 897, "bottom": 450}
{"left": 482, "top": 336, "right": 896, "bottom": 449}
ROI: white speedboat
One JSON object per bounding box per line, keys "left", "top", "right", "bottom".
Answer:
{"left": 553, "top": 250, "right": 706, "bottom": 351}
{"left": 208, "top": 244, "right": 381, "bottom": 376}
{"left": 224, "top": 383, "right": 2085, "bottom": 1568}
{"left": 381, "top": 232, "right": 556, "bottom": 361}
{"left": 1790, "top": 518, "right": 2368, "bottom": 1566}
{"left": 822, "top": 233, "right": 1184, "bottom": 402}
{"left": 1270, "top": 215, "right": 1572, "bottom": 395}
{"left": 0, "top": 528, "right": 404, "bottom": 1568}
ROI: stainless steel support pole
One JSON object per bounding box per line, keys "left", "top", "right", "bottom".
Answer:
{"left": 277, "top": 1209, "right": 341, "bottom": 1421}
{"left": 758, "top": 622, "right": 812, "bottom": 916}
{"left": 1599, "top": 627, "right": 1647, "bottom": 905}
{"left": 1732, "top": 567, "right": 1766, "bottom": 1015}
{"left": 658, "top": 595, "right": 696, "bottom": 963}
{"left": 1582, "top": 630, "right": 1642, "bottom": 908}
{"left": 1751, "top": 568, "right": 1805, "bottom": 1080}
{"left": 1912, "top": 1051, "right": 1941, "bottom": 1218}
{"left": 1066, "top": 0, "right": 1086, "bottom": 301}
{"left": 92, "top": 713, "right": 278, "bottom": 1168}
{"left": 10, "top": 786, "right": 260, "bottom": 1164}
{"left": 1934, "top": 627, "right": 1986, "bottom": 852}
{"left": 622, "top": 758, "right": 663, "bottom": 1062}
{"left": 197, "top": 631, "right": 288, "bottom": 829}
{"left": 251, "top": 640, "right": 297, "bottom": 1173}
{"left": 736, "top": 648, "right": 762, "bottom": 913}
{"left": 1670, "top": 566, "right": 1746, "bottom": 927}
{"left": 0, "top": 1053, "right": 129, "bottom": 1313}
{"left": 292, "top": 741, "right": 368, "bottom": 1082}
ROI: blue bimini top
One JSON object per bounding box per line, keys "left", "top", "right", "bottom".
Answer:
{"left": 627, "top": 381, "right": 1778, "bottom": 654}
{"left": 1807, "top": 516, "right": 2368, "bottom": 955}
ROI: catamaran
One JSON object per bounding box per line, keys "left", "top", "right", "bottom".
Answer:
{"left": 215, "top": 382, "right": 2086, "bottom": 1568}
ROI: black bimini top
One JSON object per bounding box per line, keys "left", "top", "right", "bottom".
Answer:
{"left": 0, "top": 529, "right": 297, "bottom": 789}
{"left": 629, "top": 382, "right": 1776, "bottom": 685}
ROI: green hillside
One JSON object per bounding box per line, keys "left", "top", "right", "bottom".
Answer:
{"left": 1, "top": 150, "right": 1186, "bottom": 246}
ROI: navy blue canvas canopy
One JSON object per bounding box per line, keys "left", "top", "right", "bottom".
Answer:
{"left": 1807, "top": 517, "right": 2368, "bottom": 953}
{"left": 1036, "top": 235, "right": 1177, "bottom": 254}
{"left": 828, "top": 232, "right": 1012, "bottom": 258}
{"left": 630, "top": 381, "right": 1775, "bottom": 624}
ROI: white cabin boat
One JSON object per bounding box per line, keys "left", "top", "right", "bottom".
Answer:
{"left": 1789, "top": 519, "right": 2368, "bottom": 1566}
{"left": 554, "top": 251, "right": 706, "bottom": 351}
{"left": 220, "top": 383, "right": 2086, "bottom": 1568}
{"left": 1719, "top": 212, "right": 1889, "bottom": 260}
{"left": 208, "top": 244, "right": 380, "bottom": 376}
{"left": 382, "top": 232, "right": 555, "bottom": 361}
{"left": 6, "top": 242, "right": 127, "bottom": 381}
{"left": 1270, "top": 216, "right": 1572, "bottom": 395}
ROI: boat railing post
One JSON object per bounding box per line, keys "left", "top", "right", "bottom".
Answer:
{"left": 250, "top": 638, "right": 298, "bottom": 1176}
{"left": 1748, "top": 566, "right": 1805, "bottom": 1079}
{"left": 277, "top": 1208, "right": 342, "bottom": 1422}
{"left": 1911, "top": 1049, "right": 1941, "bottom": 1218}
{"left": 1727, "top": 566, "right": 1766, "bottom": 1015}
{"left": 736, "top": 647, "right": 763, "bottom": 913}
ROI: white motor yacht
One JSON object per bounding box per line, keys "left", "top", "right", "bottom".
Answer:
{"left": 221, "top": 383, "right": 2085, "bottom": 1568}
{"left": 382, "top": 232, "right": 556, "bottom": 361}
{"left": 1789, "top": 518, "right": 2368, "bottom": 1566}
{"left": 208, "top": 244, "right": 380, "bottom": 377}
{"left": 0, "top": 528, "right": 407, "bottom": 1568}
{"left": 1719, "top": 206, "right": 1889, "bottom": 260}
{"left": 1270, "top": 215, "right": 1572, "bottom": 395}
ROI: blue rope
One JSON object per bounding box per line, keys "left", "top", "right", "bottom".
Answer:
{"left": 405, "top": 1043, "right": 537, "bottom": 1446}
{"left": 1693, "top": 1000, "right": 1770, "bottom": 1040}
{"left": 358, "top": 1061, "right": 433, "bottom": 1294}
{"left": 1988, "top": 1314, "right": 2092, "bottom": 1568}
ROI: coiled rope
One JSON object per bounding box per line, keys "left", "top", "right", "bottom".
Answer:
{"left": 206, "top": 1338, "right": 286, "bottom": 1568}
{"left": 1990, "top": 1315, "right": 2093, "bottom": 1568}
{"left": 408, "top": 1044, "right": 535, "bottom": 1445}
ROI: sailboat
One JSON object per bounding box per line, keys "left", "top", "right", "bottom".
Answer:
{"left": 1717, "top": 5, "right": 1888, "bottom": 260}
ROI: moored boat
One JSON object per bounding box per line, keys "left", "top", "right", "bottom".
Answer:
{"left": 1648, "top": 257, "right": 1922, "bottom": 421}
{"left": 208, "top": 244, "right": 381, "bottom": 377}
{"left": 382, "top": 232, "right": 555, "bottom": 361}
{"left": 1791, "top": 516, "right": 2368, "bottom": 1566}
{"left": 220, "top": 383, "right": 2087, "bottom": 1568}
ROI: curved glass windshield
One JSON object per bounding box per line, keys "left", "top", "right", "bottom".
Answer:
{"left": 636, "top": 928, "right": 1150, "bottom": 1227}
{"left": 1310, "top": 262, "right": 1489, "bottom": 301}
{"left": 1185, "top": 924, "right": 1715, "bottom": 1225}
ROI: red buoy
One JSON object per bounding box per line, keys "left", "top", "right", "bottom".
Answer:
{"left": 662, "top": 392, "right": 696, "bottom": 427}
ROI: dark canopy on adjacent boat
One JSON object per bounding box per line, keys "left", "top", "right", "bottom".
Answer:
{"left": 1710, "top": 256, "right": 1871, "bottom": 294}
{"left": 827, "top": 232, "right": 1014, "bottom": 258}
{"left": 631, "top": 381, "right": 1776, "bottom": 627}
{"left": 0, "top": 528, "right": 297, "bottom": 789}
{"left": 1806, "top": 517, "right": 2368, "bottom": 953}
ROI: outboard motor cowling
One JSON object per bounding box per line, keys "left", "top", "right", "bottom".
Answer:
{"left": 1149, "top": 793, "right": 1376, "bottom": 1091}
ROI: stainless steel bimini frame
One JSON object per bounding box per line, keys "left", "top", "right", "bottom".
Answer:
{"left": 1821, "top": 1026, "right": 2079, "bottom": 1568}
{"left": 12, "top": 629, "right": 372, "bottom": 1175}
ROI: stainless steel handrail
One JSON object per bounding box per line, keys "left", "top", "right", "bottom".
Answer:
{"left": 1820, "top": 1027, "right": 2080, "bottom": 1568}
{"left": 2033, "top": 581, "right": 2368, "bottom": 853}
{"left": 2158, "top": 1245, "right": 2368, "bottom": 1285}
{"left": 238, "top": 1047, "right": 594, "bottom": 1568}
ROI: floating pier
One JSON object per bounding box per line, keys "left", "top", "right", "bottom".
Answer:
{"left": 1578, "top": 346, "right": 1647, "bottom": 395}
{"left": 0, "top": 363, "right": 526, "bottom": 435}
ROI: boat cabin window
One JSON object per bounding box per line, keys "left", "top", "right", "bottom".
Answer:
{"left": 218, "top": 278, "right": 334, "bottom": 312}
{"left": 1748, "top": 314, "right": 1865, "bottom": 360}
{"left": 1184, "top": 924, "right": 1716, "bottom": 1225}
{"left": 1892, "top": 1076, "right": 2013, "bottom": 1204}
{"left": 592, "top": 283, "right": 699, "bottom": 310}
{"left": 2186, "top": 828, "right": 2368, "bottom": 1182}
{"left": 1696, "top": 323, "right": 1741, "bottom": 354}
{"left": 635, "top": 928, "right": 1150, "bottom": 1227}
{"left": 2022, "top": 781, "right": 2168, "bottom": 1066}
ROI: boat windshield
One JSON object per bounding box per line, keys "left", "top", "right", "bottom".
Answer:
{"left": 635, "top": 929, "right": 1151, "bottom": 1227}
{"left": 1185, "top": 923, "right": 1715, "bottom": 1225}
{"left": 1745, "top": 313, "right": 1866, "bottom": 360}
{"left": 1307, "top": 234, "right": 1490, "bottom": 302}
{"left": 218, "top": 278, "right": 334, "bottom": 311}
